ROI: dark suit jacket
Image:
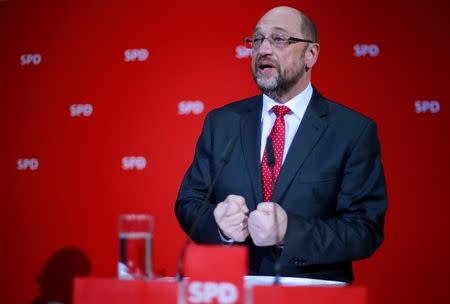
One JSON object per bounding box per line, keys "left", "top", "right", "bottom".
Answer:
{"left": 175, "top": 89, "right": 387, "bottom": 282}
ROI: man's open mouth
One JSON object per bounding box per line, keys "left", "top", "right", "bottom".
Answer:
{"left": 257, "top": 61, "right": 277, "bottom": 75}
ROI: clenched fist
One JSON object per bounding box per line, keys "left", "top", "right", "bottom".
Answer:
{"left": 248, "top": 202, "right": 287, "bottom": 246}
{"left": 213, "top": 194, "right": 249, "bottom": 242}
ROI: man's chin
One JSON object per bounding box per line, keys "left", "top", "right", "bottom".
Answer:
{"left": 255, "top": 78, "right": 279, "bottom": 92}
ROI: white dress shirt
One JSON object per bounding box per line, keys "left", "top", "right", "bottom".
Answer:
{"left": 260, "top": 83, "right": 313, "bottom": 162}
{"left": 219, "top": 83, "right": 313, "bottom": 243}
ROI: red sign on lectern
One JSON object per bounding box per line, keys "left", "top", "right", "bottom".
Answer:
{"left": 183, "top": 244, "right": 247, "bottom": 304}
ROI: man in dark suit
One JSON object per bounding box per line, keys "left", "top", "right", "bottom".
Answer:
{"left": 175, "top": 6, "right": 387, "bottom": 283}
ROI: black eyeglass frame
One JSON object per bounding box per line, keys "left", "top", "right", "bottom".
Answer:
{"left": 244, "top": 36, "right": 315, "bottom": 49}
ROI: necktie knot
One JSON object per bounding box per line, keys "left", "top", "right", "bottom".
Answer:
{"left": 272, "top": 105, "right": 291, "bottom": 118}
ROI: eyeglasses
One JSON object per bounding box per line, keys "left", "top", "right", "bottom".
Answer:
{"left": 244, "top": 34, "right": 314, "bottom": 50}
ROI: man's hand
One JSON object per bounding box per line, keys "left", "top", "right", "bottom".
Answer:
{"left": 248, "top": 202, "right": 288, "bottom": 246}
{"left": 213, "top": 195, "right": 249, "bottom": 242}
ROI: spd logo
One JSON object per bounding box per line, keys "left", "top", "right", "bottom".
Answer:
{"left": 17, "top": 158, "right": 39, "bottom": 171}
{"left": 415, "top": 100, "right": 440, "bottom": 113}
{"left": 178, "top": 101, "right": 204, "bottom": 115}
{"left": 354, "top": 44, "right": 380, "bottom": 57}
{"left": 121, "top": 156, "right": 147, "bottom": 170}
{"left": 124, "top": 49, "right": 149, "bottom": 62}
{"left": 235, "top": 45, "right": 252, "bottom": 59}
{"left": 20, "top": 54, "right": 42, "bottom": 65}
{"left": 188, "top": 281, "right": 238, "bottom": 304}
{"left": 70, "top": 104, "right": 93, "bottom": 117}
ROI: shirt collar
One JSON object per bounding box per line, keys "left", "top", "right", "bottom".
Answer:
{"left": 261, "top": 82, "right": 313, "bottom": 121}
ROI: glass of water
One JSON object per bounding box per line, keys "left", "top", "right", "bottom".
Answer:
{"left": 118, "top": 214, "right": 153, "bottom": 280}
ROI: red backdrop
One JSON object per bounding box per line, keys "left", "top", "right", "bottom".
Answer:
{"left": 1, "top": 0, "right": 449, "bottom": 303}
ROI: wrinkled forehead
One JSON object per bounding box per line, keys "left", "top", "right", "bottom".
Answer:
{"left": 254, "top": 10, "right": 302, "bottom": 35}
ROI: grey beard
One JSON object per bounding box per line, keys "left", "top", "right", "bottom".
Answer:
{"left": 253, "top": 67, "right": 304, "bottom": 96}
{"left": 254, "top": 73, "right": 281, "bottom": 92}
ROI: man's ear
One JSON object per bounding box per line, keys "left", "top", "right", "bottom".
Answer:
{"left": 305, "top": 43, "right": 320, "bottom": 69}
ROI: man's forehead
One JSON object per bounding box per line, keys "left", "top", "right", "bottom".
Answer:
{"left": 254, "top": 11, "right": 301, "bottom": 34}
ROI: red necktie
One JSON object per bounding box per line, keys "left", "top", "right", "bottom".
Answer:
{"left": 261, "top": 105, "right": 291, "bottom": 202}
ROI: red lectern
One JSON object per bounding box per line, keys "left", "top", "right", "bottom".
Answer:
{"left": 73, "top": 244, "right": 368, "bottom": 304}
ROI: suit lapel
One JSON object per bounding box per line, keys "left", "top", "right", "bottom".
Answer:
{"left": 240, "top": 96, "right": 263, "bottom": 210}
{"left": 272, "top": 90, "right": 329, "bottom": 203}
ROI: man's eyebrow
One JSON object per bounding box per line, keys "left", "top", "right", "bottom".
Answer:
{"left": 271, "top": 26, "right": 289, "bottom": 33}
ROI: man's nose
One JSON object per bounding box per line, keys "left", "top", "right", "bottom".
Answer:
{"left": 257, "top": 38, "right": 274, "bottom": 55}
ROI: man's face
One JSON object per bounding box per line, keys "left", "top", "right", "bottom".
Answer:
{"left": 251, "top": 11, "right": 308, "bottom": 94}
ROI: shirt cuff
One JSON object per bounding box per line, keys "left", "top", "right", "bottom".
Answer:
{"left": 218, "top": 229, "right": 235, "bottom": 244}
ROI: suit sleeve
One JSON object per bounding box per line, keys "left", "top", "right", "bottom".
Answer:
{"left": 282, "top": 120, "right": 387, "bottom": 266}
{"left": 174, "top": 112, "right": 223, "bottom": 244}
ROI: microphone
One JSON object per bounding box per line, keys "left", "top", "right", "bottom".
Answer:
{"left": 176, "top": 136, "right": 238, "bottom": 281}
{"left": 265, "top": 136, "right": 281, "bottom": 285}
